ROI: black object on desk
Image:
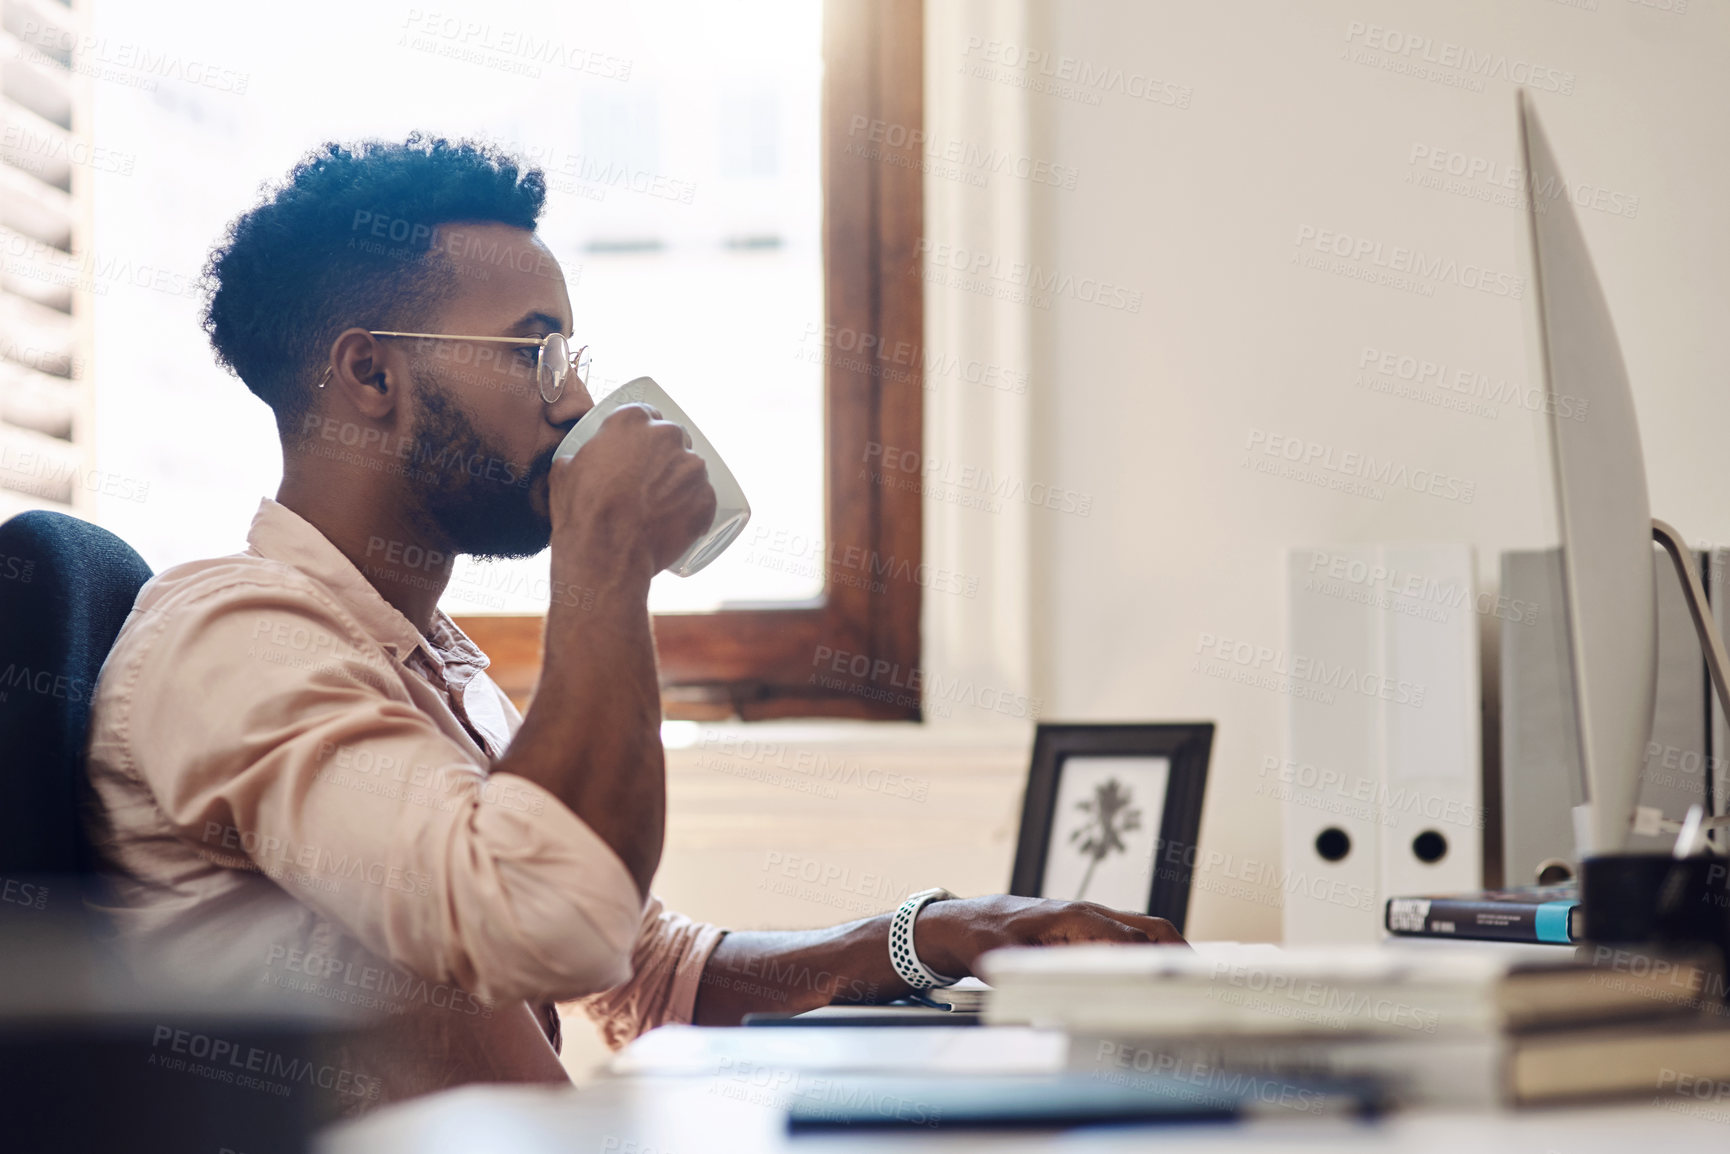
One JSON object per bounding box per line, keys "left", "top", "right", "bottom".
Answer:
{"left": 785, "top": 1072, "right": 1386, "bottom": 1131}
{"left": 743, "top": 1001, "right": 981, "bottom": 1027}
{"left": 1579, "top": 853, "right": 1730, "bottom": 994}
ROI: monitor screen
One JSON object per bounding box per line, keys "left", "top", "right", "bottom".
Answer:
{"left": 1519, "top": 90, "right": 1657, "bottom": 857}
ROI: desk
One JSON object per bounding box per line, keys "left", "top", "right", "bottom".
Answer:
{"left": 321, "top": 938, "right": 1721, "bottom": 1150}
{"left": 317, "top": 1022, "right": 1730, "bottom": 1153}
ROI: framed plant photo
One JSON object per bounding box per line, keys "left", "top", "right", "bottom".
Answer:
{"left": 1009, "top": 723, "right": 1214, "bottom": 933}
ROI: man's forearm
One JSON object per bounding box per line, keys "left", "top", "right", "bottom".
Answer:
{"left": 689, "top": 896, "right": 1188, "bottom": 1024}
{"left": 692, "top": 917, "right": 922, "bottom": 1024}
{"left": 494, "top": 559, "right": 664, "bottom": 895}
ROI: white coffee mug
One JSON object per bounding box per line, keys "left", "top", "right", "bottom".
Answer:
{"left": 551, "top": 376, "right": 751, "bottom": 577}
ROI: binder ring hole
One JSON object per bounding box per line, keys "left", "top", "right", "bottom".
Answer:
{"left": 1412, "top": 830, "right": 1448, "bottom": 864}
{"left": 1535, "top": 858, "right": 1574, "bottom": 885}
{"left": 1315, "top": 827, "right": 1351, "bottom": 862}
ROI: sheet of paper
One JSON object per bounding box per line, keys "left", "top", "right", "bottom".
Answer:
{"left": 611, "top": 1024, "right": 1067, "bottom": 1077}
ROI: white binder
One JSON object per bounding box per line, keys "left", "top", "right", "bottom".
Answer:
{"left": 1377, "top": 546, "right": 1482, "bottom": 901}
{"left": 1284, "top": 546, "right": 1382, "bottom": 945}
{"left": 1284, "top": 546, "right": 1482, "bottom": 945}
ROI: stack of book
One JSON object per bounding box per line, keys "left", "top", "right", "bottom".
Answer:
{"left": 978, "top": 943, "right": 1730, "bottom": 1107}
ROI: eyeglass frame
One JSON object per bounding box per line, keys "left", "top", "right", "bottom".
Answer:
{"left": 315, "top": 330, "right": 591, "bottom": 404}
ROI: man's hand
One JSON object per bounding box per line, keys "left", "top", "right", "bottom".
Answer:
{"left": 547, "top": 403, "right": 717, "bottom": 578}
{"left": 914, "top": 895, "right": 1188, "bottom": 978}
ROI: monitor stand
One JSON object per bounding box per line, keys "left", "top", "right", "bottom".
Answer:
{"left": 1577, "top": 520, "right": 1730, "bottom": 972}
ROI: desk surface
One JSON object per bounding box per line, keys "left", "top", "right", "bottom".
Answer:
{"left": 318, "top": 940, "right": 1699, "bottom": 1151}
{"left": 317, "top": 1072, "right": 1730, "bottom": 1153}
{"left": 320, "top": 1018, "right": 1730, "bottom": 1153}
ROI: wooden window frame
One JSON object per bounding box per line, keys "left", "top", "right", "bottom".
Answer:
{"left": 457, "top": 0, "right": 925, "bottom": 721}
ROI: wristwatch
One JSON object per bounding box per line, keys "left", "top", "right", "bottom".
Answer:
{"left": 889, "top": 886, "right": 961, "bottom": 990}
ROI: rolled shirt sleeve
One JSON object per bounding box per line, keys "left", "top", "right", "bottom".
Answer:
{"left": 573, "top": 894, "right": 727, "bottom": 1050}
{"left": 109, "top": 571, "right": 645, "bottom": 1005}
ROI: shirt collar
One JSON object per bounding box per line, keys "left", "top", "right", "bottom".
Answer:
{"left": 243, "top": 497, "right": 489, "bottom": 679}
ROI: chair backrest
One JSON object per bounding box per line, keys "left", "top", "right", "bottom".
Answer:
{"left": 0, "top": 510, "right": 152, "bottom": 878}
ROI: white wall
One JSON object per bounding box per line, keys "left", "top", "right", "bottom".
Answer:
{"left": 922, "top": 0, "right": 1730, "bottom": 940}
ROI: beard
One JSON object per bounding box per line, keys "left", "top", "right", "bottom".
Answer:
{"left": 406, "top": 367, "right": 555, "bottom": 561}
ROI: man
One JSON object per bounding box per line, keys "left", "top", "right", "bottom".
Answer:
{"left": 83, "top": 134, "right": 1183, "bottom": 1108}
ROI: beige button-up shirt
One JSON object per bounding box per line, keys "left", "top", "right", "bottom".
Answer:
{"left": 84, "top": 497, "right": 724, "bottom": 1105}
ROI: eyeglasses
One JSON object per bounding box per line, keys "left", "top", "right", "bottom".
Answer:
{"left": 316, "top": 330, "right": 591, "bottom": 404}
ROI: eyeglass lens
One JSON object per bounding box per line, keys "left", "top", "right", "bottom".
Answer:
{"left": 536, "top": 332, "right": 591, "bottom": 403}
{"left": 538, "top": 332, "right": 569, "bottom": 403}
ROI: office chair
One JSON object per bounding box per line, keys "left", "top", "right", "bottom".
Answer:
{"left": 0, "top": 514, "right": 345, "bottom": 1152}
{"left": 0, "top": 509, "right": 153, "bottom": 881}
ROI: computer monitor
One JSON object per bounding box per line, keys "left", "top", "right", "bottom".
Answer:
{"left": 1517, "top": 91, "right": 1658, "bottom": 858}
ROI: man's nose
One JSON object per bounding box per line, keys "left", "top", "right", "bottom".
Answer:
{"left": 545, "top": 376, "right": 594, "bottom": 429}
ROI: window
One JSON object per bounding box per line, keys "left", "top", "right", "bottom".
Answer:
{"left": 0, "top": 0, "right": 91, "bottom": 523}
{"left": 459, "top": 0, "right": 925, "bottom": 720}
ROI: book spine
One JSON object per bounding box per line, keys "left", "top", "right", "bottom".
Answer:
{"left": 1067, "top": 1033, "right": 1505, "bottom": 1109}
{"left": 1385, "top": 897, "right": 1578, "bottom": 943}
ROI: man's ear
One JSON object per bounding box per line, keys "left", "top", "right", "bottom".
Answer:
{"left": 325, "top": 328, "right": 398, "bottom": 417}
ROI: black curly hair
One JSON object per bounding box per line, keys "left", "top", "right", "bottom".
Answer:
{"left": 201, "top": 133, "right": 547, "bottom": 433}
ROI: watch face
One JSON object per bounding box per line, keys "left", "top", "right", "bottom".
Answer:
{"left": 910, "top": 887, "right": 954, "bottom": 903}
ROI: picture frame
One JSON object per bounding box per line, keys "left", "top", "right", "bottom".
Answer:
{"left": 1009, "top": 722, "right": 1214, "bottom": 933}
